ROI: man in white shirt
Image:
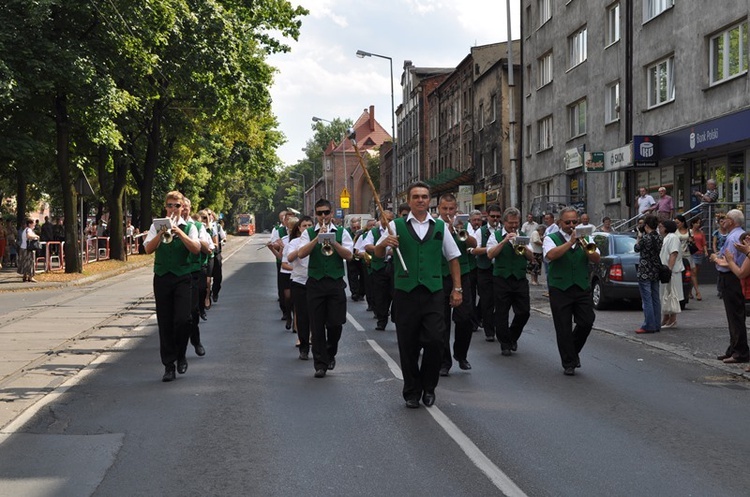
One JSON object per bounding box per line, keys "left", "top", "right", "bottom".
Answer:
{"left": 637, "top": 187, "right": 656, "bottom": 216}
{"left": 521, "top": 213, "right": 539, "bottom": 237}
{"left": 577, "top": 213, "right": 596, "bottom": 231}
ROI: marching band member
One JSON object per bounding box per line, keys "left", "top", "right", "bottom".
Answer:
{"left": 467, "top": 210, "right": 483, "bottom": 331}
{"left": 437, "top": 194, "right": 477, "bottom": 376}
{"left": 211, "top": 211, "right": 226, "bottom": 303}
{"left": 377, "top": 182, "right": 462, "bottom": 408}
{"left": 346, "top": 217, "right": 366, "bottom": 302}
{"left": 363, "top": 211, "right": 395, "bottom": 330}
{"left": 296, "top": 199, "right": 353, "bottom": 378}
{"left": 269, "top": 210, "right": 290, "bottom": 319}
{"left": 359, "top": 218, "right": 377, "bottom": 312}
{"left": 486, "top": 207, "right": 533, "bottom": 356}
{"left": 287, "top": 216, "right": 314, "bottom": 359}
{"left": 470, "top": 204, "right": 502, "bottom": 342}
{"left": 278, "top": 216, "right": 298, "bottom": 330}
{"left": 144, "top": 191, "right": 201, "bottom": 382}
{"left": 181, "top": 200, "right": 211, "bottom": 362}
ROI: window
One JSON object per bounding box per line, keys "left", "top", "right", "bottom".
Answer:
{"left": 480, "top": 153, "right": 486, "bottom": 178}
{"left": 569, "top": 27, "right": 587, "bottom": 68}
{"left": 538, "top": 115, "right": 553, "bottom": 151}
{"left": 478, "top": 103, "right": 484, "bottom": 129}
{"left": 645, "top": 0, "right": 674, "bottom": 22}
{"left": 525, "top": 125, "right": 532, "bottom": 157}
{"left": 538, "top": 0, "right": 551, "bottom": 27}
{"left": 492, "top": 148, "right": 498, "bottom": 174}
{"left": 538, "top": 52, "right": 553, "bottom": 87}
{"left": 647, "top": 56, "right": 675, "bottom": 107}
{"left": 490, "top": 94, "right": 497, "bottom": 123}
{"left": 568, "top": 99, "right": 587, "bottom": 137}
{"left": 606, "top": 3, "right": 620, "bottom": 45}
{"left": 710, "top": 21, "right": 748, "bottom": 85}
{"left": 608, "top": 171, "right": 622, "bottom": 202}
{"left": 605, "top": 81, "right": 620, "bottom": 123}
{"left": 525, "top": 5, "right": 532, "bottom": 37}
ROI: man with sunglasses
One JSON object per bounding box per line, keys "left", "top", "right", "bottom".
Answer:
{"left": 470, "top": 204, "right": 502, "bottom": 342}
{"left": 144, "top": 191, "right": 201, "bottom": 382}
{"left": 543, "top": 207, "right": 600, "bottom": 376}
{"left": 181, "top": 200, "right": 212, "bottom": 361}
{"left": 269, "top": 210, "right": 290, "bottom": 320}
{"left": 296, "top": 199, "right": 354, "bottom": 378}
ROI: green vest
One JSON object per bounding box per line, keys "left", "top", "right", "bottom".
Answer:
{"left": 394, "top": 217, "right": 445, "bottom": 293}
{"left": 492, "top": 231, "right": 528, "bottom": 279}
{"left": 369, "top": 228, "right": 386, "bottom": 271}
{"left": 154, "top": 223, "right": 193, "bottom": 277}
{"left": 547, "top": 231, "right": 591, "bottom": 290}
{"left": 306, "top": 226, "right": 345, "bottom": 280}
{"left": 441, "top": 233, "right": 470, "bottom": 276}
{"left": 476, "top": 225, "right": 493, "bottom": 270}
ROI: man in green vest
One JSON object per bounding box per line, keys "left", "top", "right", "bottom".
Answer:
{"left": 346, "top": 216, "right": 366, "bottom": 302}
{"left": 296, "top": 199, "right": 353, "bottom": 378}
{"left": 144, "top": 191, "right": 202, "bottom": 382}
{"left": 486, "top": 207, "right": 534, "bottom": 356}
{"left": 268, "top": 210, "right": 289, "bottom": 319}
{"left": 437, "top": 193, "right": 477, "bottom": 376}
{"left": 376, "top": 182, "right": 462, "bottom": 409}
{"left": 182, "top": 199, "right": 212, "bottom": 359}
{"left": 470, "top": 204, "right": 502, "bottom": 341}
{"left": 467, "top": 209, "right": 483, "bottom": 331}
{"left": 363, "top": 210, "right": 395, "bottom": 330}
{"left": 543, "top": 207, "right": 601, "bottom": 375}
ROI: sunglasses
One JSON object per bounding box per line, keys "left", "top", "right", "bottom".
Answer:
{"left": 563, "top": 220, "right": 578, "bottom": 225}
{"left": 166, "top": 203, "right": 182, "bottom": 208}
{"left": 316, "top": 210, "right": 331, "bottom": 216}
{"left": 488, "top": 214, "right": 502, "bottom": 219}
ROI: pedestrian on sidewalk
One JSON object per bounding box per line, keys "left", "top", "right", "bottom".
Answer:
{"left": 659, "top": 220, "right": 684, "bottom": 328}
{"left": 634, "top": 214, "right": 662, "bottom": 334}
{"left": 709, "top": 209, "right": 750, "bottom": 366}
{"left": 17, "top": 219, "right": 39, "bottom": 283}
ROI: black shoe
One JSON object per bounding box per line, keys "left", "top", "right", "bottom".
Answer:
{"left": 162, "top": 366, "right": 176, "bottom": 382}
{"left": 717, "top": 354, "right": 731, "bottom": 361}
{"left": 405, "top": 398, "right": 420, "bottom": 409}
{"left": 328, "top": 358, "right": 336, "bottom": 370}
{"left": 439, "top": 367, "right": 450, "bottom": 377}
{"left": 366, "top": 307, "right": 373, "bottom": 312}
{"left": 212, "top": 293, "right": 218, "bottom": 303}
{"left": 314, "top": 369, "right": 326, "bottom": 378}
{"left": 457, "top": 359, "right": 472, "bottom": 370}
{"left": 195, "top": 344, "right": 206, "bottom": 357}
{"left": 375, "top": 323, "right": 386, "bottom": 331}
{"left": 285, "top": 318, "right": 292, "bottom": 330}
{"left": 501, "top": 349, "right": 512, "bottom": 356}
{"left": 576, "top": 359, "right": 581, "bottom": 368}
{"left": 564, "top": 367, "right": 575, "bottom": 376}
{"left": 351, "top": 295, "right": 360, "bottom": 302}
{"left": 299, "top": 351, "right": 309, "bottom": 360}
{"left": 511, "top": 341, "right": 518, "bottom": 352}
{"left": 485, "top": 336, "right": 495, "bottom": 342}
{"left": 177, "top": 358, "right": 188, "bottom": 374}
{"left": 200, "top": 311, "right": 207, "bottom": 321}
{"left": 422, "top": 391, "right": 436, "bottom": 407}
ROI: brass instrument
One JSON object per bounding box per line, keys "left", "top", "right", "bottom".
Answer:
{"left": 319, "top": 223, "right": 334, "bottom": 257}
{"left": 160, "top": 214, "right": 179, "bottom": 244}
{"left": 452, "top": 214, "right": 470, "bottom": 242}
{"left": 513, "top": 235, "right": 530, "bottom": 255}
{"left": 574, "top": 226, "right": 596, "bottom": 254}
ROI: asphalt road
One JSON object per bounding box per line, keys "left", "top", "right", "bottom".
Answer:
{"left": 1, "top": 235, "right": 749, "bottom": 497}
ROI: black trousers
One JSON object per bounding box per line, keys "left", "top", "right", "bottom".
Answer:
{"left": 211, "top": 252, "right": 223, "bottom": 298}
{"left": 718, "top": 272, "right": 750, "bottom": 360}
{"left": 306, "top": 277, "right": 347, "bottom": 371}
{"left": 549, "top": 285, "right": 596, "bottom": 368}
{"left": 371, "top": 263, "right": 393, "bottom": 327}
{"left": 153, "top": 273, "right": 192, "bottom": 367}
{"left": 441, "top": 273, "right": 473, "bottom": 368}
{"left": 476, "top": 267, "right": 495, "bottom": 339}
{"left": 394, "top": 286, "right": 445, "bottom": 401}
{"left": 468, "top": 267, "right": 479, "bottom": 329}
{"left": 347, "top": 259, "right": 366, "bottom": 299}
{"left": 291, "top": 281, "right": 310, "bottom": 354}
{"left": 198, "top": 266, "right": 208, "bottom": 314}
{"left": 494, "top": 275, "right": 531, "bottom": 349}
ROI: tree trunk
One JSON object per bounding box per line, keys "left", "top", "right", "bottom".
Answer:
{"left": 99, "top": 146, "right": 128, "bottom": 261}
{"left": 54, "top": 92, "right": 82, "bottom": 273}
{"left": 138, "top": 100, "right": 163, "bottom": 232}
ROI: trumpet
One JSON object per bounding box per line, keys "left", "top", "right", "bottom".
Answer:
{"left": 451, "top": 214, "right": 470, "bottom": 242}
{"left": 319, "top": 223, "right": 334, "bottom": 257}
{"left": 573, "top": 226, "right": 596, "bottom": 254}
{"left": 160, "top": 214, "right": 179, "bottom": 244}
{"left": 512, "top": 236, "right": 530, "bottom": 255}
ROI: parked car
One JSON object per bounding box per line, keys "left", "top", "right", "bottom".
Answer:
{"left": 588, "top": 232, "right": 691, "bottom": 310}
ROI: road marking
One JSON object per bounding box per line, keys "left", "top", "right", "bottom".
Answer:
{"left": 349, "top": 314, "right": 529, "bottom": 497}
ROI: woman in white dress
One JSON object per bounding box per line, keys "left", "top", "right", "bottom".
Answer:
{"left": 659, "top": 220, "right": 684, "bottom": 328}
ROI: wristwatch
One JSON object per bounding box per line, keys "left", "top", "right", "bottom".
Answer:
{"left": 453, "top": 287, "right": 463, "bottom": 293}
{"left": 467, "top": 248, "right": 474, "bottom": 255}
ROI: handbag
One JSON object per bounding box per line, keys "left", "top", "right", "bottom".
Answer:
{"left": 688, "top": 240, "right": 699, "bottom": 255}
{"left": 658, "top": 264, "right": 672, "bottom": 284}
{"left": 27, "top": 238, "right": 41, "bottom": 251}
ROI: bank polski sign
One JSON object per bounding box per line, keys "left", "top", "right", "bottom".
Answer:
{"left": 633, "top": 135, "right": 658, "bottom": 167}
{"left": 660, "top": 107, "right": 750, "bottom": 159}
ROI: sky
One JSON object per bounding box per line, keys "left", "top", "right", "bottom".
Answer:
{"left": 268, "top": 0, "right": 521, "bottom": 167}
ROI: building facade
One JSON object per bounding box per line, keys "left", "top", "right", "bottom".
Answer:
{"left": 522, "top": 0, "right": 750, "bottom": 226}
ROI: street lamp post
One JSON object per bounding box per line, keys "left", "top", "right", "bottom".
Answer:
{"left": 356, "top": 49, "right": 396, "bottom": 209}
{"left": 288, "top": 172, "right": 306, "bottom": 214}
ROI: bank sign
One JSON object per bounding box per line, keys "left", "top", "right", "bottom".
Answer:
{"left": 633, "top": 135, "right": 658, "bottom": 167}
{"left": 660, "top": 107, "right": 750, "bottom": 158}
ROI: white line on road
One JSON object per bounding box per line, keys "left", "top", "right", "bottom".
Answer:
{"left": 350, "top": 315, "right": 529, "bottom": 497}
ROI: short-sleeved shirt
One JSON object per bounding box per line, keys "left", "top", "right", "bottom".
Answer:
{"left": 637, "top": 194, "right": 656, "bottom": 214}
